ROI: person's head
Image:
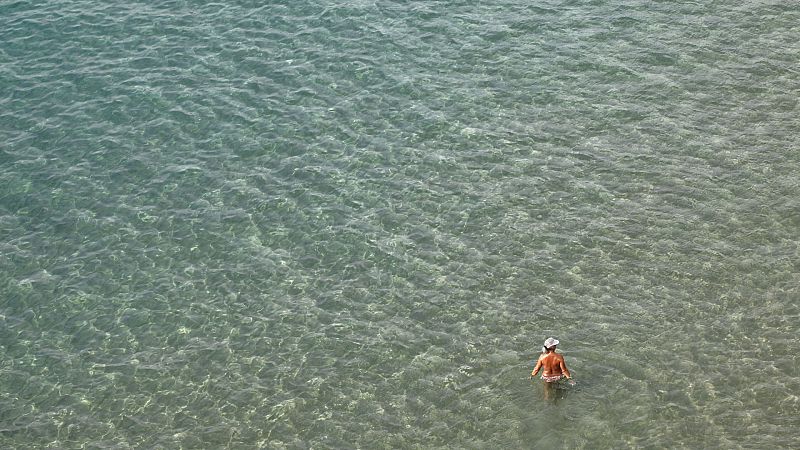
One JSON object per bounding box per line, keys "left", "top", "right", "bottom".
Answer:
{"left": 541, "top": 337, "right": 559, "bottom": 353}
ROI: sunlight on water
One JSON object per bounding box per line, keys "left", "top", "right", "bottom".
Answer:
{"left": 1, "top": 0, "right": 798, "bottom": 448}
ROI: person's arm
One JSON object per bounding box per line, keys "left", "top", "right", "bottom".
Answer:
{"left": 530, "top": 357, "right": 543, "bottom": 378}
{"left": 559, "top": 356, "right": 572, "bottom": 379}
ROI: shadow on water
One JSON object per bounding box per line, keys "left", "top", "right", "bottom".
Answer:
{"left": 520, "top": 377, "right": 586, "bottom": 448}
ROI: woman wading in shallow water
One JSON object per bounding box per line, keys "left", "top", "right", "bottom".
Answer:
{"left": 530, "top": 337, "right": 574, "bottom": 399}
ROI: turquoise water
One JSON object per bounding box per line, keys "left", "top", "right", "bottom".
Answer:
{"left": 1, "top": 0, "right": 798, "bottom": 448}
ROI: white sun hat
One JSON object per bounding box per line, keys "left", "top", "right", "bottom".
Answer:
{"left": 543, "top": 337, "right": 560, "bottom": 348}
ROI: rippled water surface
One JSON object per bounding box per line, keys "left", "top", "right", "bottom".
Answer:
{"left": 1, "top": 0, "right": 799, "bottom": 448}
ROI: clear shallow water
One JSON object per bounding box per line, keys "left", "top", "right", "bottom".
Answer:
{"left": 1, "top": 0, "right": 798, "bottom": 448}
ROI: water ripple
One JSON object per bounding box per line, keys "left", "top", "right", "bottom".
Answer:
{"left": 1, "top": 0, "right": 799, "bottom": 447}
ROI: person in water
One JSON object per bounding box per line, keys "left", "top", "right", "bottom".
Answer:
{"left": 530, "top": 337, "right": 574, "bottom": 386}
